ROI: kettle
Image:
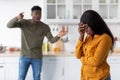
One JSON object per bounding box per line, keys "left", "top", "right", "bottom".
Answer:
{"left": 0, "top": 44, "right": 6, "bottom": 53}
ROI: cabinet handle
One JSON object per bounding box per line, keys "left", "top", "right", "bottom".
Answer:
{"left": 48, "top": 59, "right": 56, "bottom": 61}
{"left": 67, "top": 10, "right": 69, "bottom": 19}
{"left": 0, "top": 66, "right": 4, "bottom": 68}
{"left": 62, "top": 68, "right": 64, "bottom": 76}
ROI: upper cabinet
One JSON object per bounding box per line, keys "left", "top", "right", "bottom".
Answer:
{"left": 99, "top": 0, "right": 120, "bottom": 23}
{"left": 43, "top": 0, "right": 120, "bottom": 24}
{"left": 73, "top": 0, "right": 92, "bottom": 19}
{"left": 46, "top": 0, "right": 67, "bottom": 19}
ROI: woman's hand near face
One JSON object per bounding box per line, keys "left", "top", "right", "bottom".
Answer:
{"left": 78, "top": 22, "right": 85, "bottom": 41}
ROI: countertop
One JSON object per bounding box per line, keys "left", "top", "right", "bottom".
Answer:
{"left": 0, "top": 51, "right": 120, "bottom": 57}
{"left": 0, "top": 51, "right": 75, "bottom": 57}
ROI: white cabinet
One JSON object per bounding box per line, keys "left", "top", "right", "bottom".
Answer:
{"left": 44, "top": 0, "right": 120, "bottom": 23}
{"left": 25, "top": 66, "right": 33, "bottom": 80}
{"left": 44, "top": 0, "right": 93, "bottom": 23}
{"left": 64, "top": 57, "right": 81, "bottom": 80}
{"left": 3, "top": 55, "right": 120, "bottom": 80}
{"left": 5, "top": 57, "right": 19, "bottom": 80}
{"left": 0, "top": 64, "right": 5, "bottom": 80}
{"left": 0, "top": 57, "right": 5, "bottom": 80}
{"left": 5, "top": 57, "right": 33, "bottom": 80}
{"left": 5, "top": 56, "right": 66, "bottom": 80}
{"left": 98, "top": 0, "right": 120, "bottom": 23}
{"left": 107, "top": 56, "right": 120, "bottom": 80}
{"left": 42, "top": 56, "right": 82, "bottom": 80}
{"left": 42, "top": 57, "right": 65, "bottom": 80}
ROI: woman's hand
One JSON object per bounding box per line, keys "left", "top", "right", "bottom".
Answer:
{"left": 78, "top": 22, "right": 85, "bottom": 41}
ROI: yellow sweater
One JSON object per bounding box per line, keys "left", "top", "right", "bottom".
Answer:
{"left": 75, "top": 33, "right": 112, "bottom": 80}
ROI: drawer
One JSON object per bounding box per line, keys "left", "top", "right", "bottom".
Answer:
{"left": 43, "top": 57, "right": 65, "bottom": 63}
{"left": 5, "top": 57, "right": 19, "bottom": 63}
{"left": 0, "top": 57, "right": 5, "bottom": 63}
{"left": 107, "top": 56, "right": 120, "bottom": 63}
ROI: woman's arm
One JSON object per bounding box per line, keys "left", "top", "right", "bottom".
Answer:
{"left": 81, "top": 35, "right": 112, "bottom": 67}
{"left": 75, "top": 39, "right": 84, "bottom": 59}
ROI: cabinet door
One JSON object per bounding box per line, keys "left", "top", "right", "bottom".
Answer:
{"left": 42, "top": 57, "right": 64, "bottom": 80}
{"left": 107, "top": 56, "right": 120, "bottom": 80}
{"left": 5, "top": 57, "right": 19, "bottom": 80}
{"left": 25, "top": 66, "right": 33, "bottom": 80}
{"left": 46, "top": 0, "right": 67, "bottom": 19}
{"left": 0, "top": 64, "right": 5, "bottom": 80}
{"left": 72, "top": 0, "right": 93, "bottom": 19}
{"left": 5, "top": 57, "right": 33, "bottom": 80}
{"left": 45, "top": 0, "right": 94, "bottom": 23}
{"left": 6, "top": 63, "right": 19, "bottom": 80}
{"left": 64, "top": 57, "right": 81, "bottom": 80}
{"left": 99, "top": 0, "right": 119, "bottom": 19}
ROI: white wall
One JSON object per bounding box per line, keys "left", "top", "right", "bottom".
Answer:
{"left": 0, "top": 0, "right": 44, "bottom": 47}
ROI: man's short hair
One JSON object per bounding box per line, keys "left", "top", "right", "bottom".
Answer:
{"left": 31, "top": 6, "right": 42, "bottom": 12}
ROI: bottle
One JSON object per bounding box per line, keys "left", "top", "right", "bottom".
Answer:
{"left": 0, "top": 44, "right": 3, "bottom": 51}
{"left": 52, "top": 38, "right": 63, "bottom": 53}
{"left": 42, "top": 37, "right": 48, "bottom": 54}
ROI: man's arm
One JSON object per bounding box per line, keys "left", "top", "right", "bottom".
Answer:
{"left": 46, "top": 28, "right": 60, "bottom": 43}
{"left": 7, "top": 12, "right": 24, "bottom": 28}
{"left": 46, "top": 26, "right": 67, "bottom": 43}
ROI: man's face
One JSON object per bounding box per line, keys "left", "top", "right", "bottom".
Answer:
{"left": 31, "top": 10, "right": 41, "bottom": 22}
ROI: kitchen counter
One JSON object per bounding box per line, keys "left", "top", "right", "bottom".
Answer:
{"left": 0, "top": 51, "right": 120, "bottom": 57}
{"left": 0, "top": 51, "right": 75, "bottom": 57}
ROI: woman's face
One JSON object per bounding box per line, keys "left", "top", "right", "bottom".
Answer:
{"left": 84, "top": 24, "right": 94, "bottom": 35}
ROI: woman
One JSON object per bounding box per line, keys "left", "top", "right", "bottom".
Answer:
{"left": 75, "top": 10, "right": 114, "bottom": 80}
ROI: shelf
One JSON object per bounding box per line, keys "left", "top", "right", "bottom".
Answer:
{"left": 57, "top": 3, "right": 66, "bottom": 5}
{"left": 83, "top": 0, "right": 92, "bottom": 3}
{"left": 99, "top": 3, "right": 109, "bottom": 5}
{"left": 44, "top": 19, "right": 120, "bottom": 24}
{"left": 100, "top": 3, "right": 118, "bottom": 5}
{"left": 105, "top": 19, "right": 120, "bottom": 23}
{"left": 83, "top": 3, "right": 92, "bottom": 5}
{"left": 47, "top": 3, "right": 56, "bottom": 5}
{"left": 44, "top": 19, "right": 79, "bottom": 24}
{"left": 110, "top": 3, "right": 118, "bottom": 5}
{"left": 47, "top": 0, "right": 56, "bottom": 3}
{"left": 57, "top": 0, "right": 66, "bottom": 3}
{"left": 73, "top": 3, "right": 82, "bottom": 5}
{"left": 73, "top": 3, "right": 92, "bottom": 5}
{"left": 73, "top": 0, "right": 82, "bottom": 3}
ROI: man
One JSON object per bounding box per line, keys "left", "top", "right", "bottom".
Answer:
{"left": 7, "top": 6, "right": 67, "bottom": 80}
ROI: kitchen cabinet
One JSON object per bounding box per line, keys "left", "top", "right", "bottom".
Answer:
{"left": 44, "top": 0, "right": 93, "bottom": 24}
{"left": 42, "top": 56, "right": 81, "bottom": 80}
{"left": 5, "top": 57, "right": 33, "bottom": 80}
{"left": 0, "top": 57, "right": 5, "bottom": 80}
{"left": 64, "top": 57, "right": 81, "bottom": 80}
{"left": 4, "top": 56, "right": 81, "bottom": 80}
{"left": 1, "top": 53, "right": 120, "bottom": 80}
{"left": 0, "top": 64, "right": 5, "bottom": 80}
{"left": 107, "top": 56, "right": 120, "bottom": 80}
{"left": 44, "top": 0, "right": 120, "bottom": 24}
{"left": 5, "top": 57, "right": 19, "bottom": 80}
{"left": 98, "top": 0, "right": 120, "bottom": 23}
{"left": 42, "top": 57, "right": 65, "bottom": 80}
